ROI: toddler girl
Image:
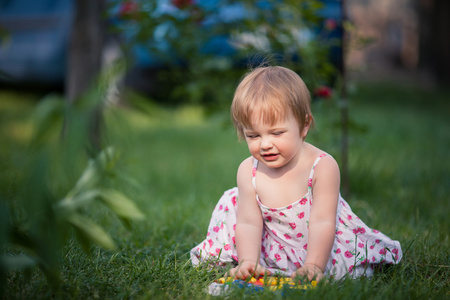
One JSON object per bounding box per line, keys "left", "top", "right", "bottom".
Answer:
{"left": 190, "top": 66, "right": 402, "bottom": 281}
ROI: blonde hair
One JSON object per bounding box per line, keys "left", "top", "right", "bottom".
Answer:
{"left": 231, "top": 66, "right": 314, "bottom": 139}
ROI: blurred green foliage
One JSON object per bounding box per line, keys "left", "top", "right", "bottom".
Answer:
{"left": 0, "top": 63, "right": 143, "bottom": 294}
{"left": 1, "top": 82, "right": 449, "bottom": 298}
{"left": 111, "top": 0, "right": 338, "bottom": 111}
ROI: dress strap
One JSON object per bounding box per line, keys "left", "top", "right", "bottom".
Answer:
{"left": 308, "top": 153, "right": 328, "bottom": 189}
{"left": 252, "top": 158, "right": 258, "bottom": 190}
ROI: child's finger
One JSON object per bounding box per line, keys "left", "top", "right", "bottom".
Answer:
{"left": 255, "top": 265, "right": 269, "bottom": 276}
{"left": 226, "top": 268, "right": 235, "bottom": 278}
{"left": 236, "top": 268, "right": 250, "bottom": 280}
{"left": 315, "top": 272, "right": 325, "bottom": 282}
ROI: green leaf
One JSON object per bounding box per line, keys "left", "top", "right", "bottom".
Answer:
{"left": 95, "top": 146, "right": 119, "bottom": 172}
{"left": 67, "top": 215, "right": 117, "bottom": 251}
{"left": 67, "top": 147, "right": 119, "bottom": 197}
{"left": 67, "top": 159, "right": 100, "bottom": 197}
{"left": 31, "top": 94, "right": 64, "bottom": 145}
{"left": 98, "top": 190, "right": 145, "bottom": 220}
{"left": 0, "top": 254, "right": 37, "bottom": 271}
{"left": 56, "top": 190, "right": 101, "bottom": 214}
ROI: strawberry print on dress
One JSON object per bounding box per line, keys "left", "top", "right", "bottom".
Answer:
{"left": 190, "top": 154, "right": 402, "bottom": 280}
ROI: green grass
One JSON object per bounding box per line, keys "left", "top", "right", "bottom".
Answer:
{"left": 1, "top": 83, "right": 449, "bottom": 299}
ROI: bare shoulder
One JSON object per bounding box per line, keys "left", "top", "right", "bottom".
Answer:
{"left": 317, "top": 154, "right": 339, "bottom": 171}
{"left": 313, "top": 153, "right": 341, "bottom": 185}
{"left": 304, "top": 144, "right": 340, "bottom": 179}
{"left": 236, "top": 157, "right": 257, "bottom": 203}
{"left": 237, "top": 157, "right": 254, "bottom": 185}
{"left": 238, "top": 156, "right": 253, "bottom": 171}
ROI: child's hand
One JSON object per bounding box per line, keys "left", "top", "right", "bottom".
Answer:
{"left": 291, "top": 263, "right": 325, "bottom": 282}
{"left": 227, "top": 261, "right": 269, "bottom": 279}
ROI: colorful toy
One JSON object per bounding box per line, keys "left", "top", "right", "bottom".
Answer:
{"left": 208, "top": 276, "right": 317, "bottom": 295}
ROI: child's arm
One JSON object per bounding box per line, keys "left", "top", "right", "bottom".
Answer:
{"left": 228, "top": 158, "right": 267, "bottom": 279}
{"left": 293, "top": 155, "right": 340, "bottom": 281}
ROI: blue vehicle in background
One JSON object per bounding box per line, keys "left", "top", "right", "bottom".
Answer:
{"left": 0, "top": 0, "right": 342, "bottom": 93}
{"left": 0, "top": 0, "right": 73, "bottom": 89}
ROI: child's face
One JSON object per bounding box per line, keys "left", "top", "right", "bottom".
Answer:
{"left": 243, "top": 111, "right": 308, "bottom": 170}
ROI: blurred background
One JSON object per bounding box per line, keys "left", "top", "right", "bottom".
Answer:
{"left": 1, "top": 0, "right": 448, "bottom": 100}
{"left": 1, "top": 1, "right": 449, "bottom": 298}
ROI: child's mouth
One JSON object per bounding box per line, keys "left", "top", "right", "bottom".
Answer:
{"left": 262, "top": 153, "right": 279, "bottom": 161}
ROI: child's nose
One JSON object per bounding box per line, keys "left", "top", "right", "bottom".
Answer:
{"left": 260, "top": 136, "right": 273, "bottom": 150}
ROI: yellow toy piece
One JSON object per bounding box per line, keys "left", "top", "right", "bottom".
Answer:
{"left": 214, "top": 276, "right": 317, "bottom": 291}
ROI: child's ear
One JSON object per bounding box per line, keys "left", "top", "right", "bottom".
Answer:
{"left": 301, "top": 114, "right": 312, "bottom": 138}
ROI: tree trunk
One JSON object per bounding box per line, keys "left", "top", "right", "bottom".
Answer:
{"left": 418, "top": 0, "right": 450, "bottom": 85}
{"left": 66, "top": 0, "right": 106, "bottom": 150}
{"left": 340, "top": 0, "right": 349, "bottom": 197}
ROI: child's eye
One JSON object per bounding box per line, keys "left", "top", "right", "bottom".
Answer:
{"left": 273, "top": 132, "right": 284, "bottom": 136}
{"left": 245, "top": 134, "right": 258, "bottom": 139}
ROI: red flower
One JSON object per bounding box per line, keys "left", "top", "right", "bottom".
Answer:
{"left": 298, "top": 212, "right": 305, "bottom": 219}
{"left": 325, "top": 18, "right": 338, "bottom": 31}
{"left": 231, "top": 196, "right": 237, "bottom": 206}
{"left": 213, "top": 226, "right": 219, "bottom": 233}
{"left": 345, "top": 250, "right": 353, "bottom": 258}
{"left": 224, "top": 244, "right": 231, "bottom": 251}
{"left": 275, "top": 254, "right": 282, "bottom": 262}
{"left": 335, "top": 248, "right": 341, "bottom": 254}
{"left": 119, "top": 1, "right": 139, "bottom": 17}
{"left": 289, "top": 222, "right": 297, "bottom": 229}
{"left": 299, "top": 198, "right": 307, "bottom": 205}
{"left": 172, "top": 0, "right": 194, "bottom": 9}
{"left": 284, "top": 233, "right": 292, "bottom": 240}
{"left": 353, "top": 227, "right": 366, "bottom": 235}
{"left": 379, "top": 248, "right": 387, "bottom": 255}
{"left": 314, "top": 86, "right": 333, "bottom": 99}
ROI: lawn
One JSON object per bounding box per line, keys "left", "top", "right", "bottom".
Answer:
{"left": 1, "top": 82, "right": 449, "bottom": 299}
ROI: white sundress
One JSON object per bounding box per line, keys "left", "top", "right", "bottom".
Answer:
{"left": 190, "top": 154, "right": 402, "bottom": 280}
